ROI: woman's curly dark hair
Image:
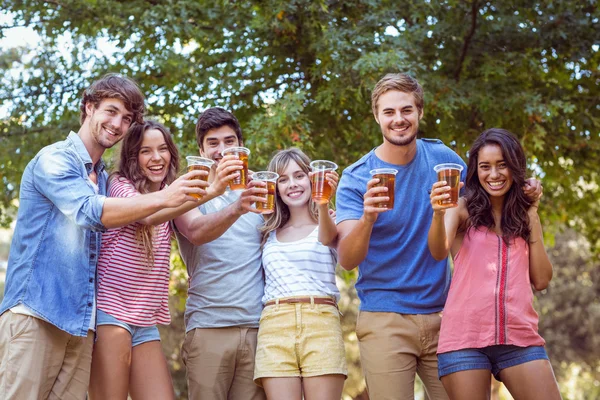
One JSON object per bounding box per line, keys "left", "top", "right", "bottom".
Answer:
{"left": 465, "top": 128, "right": 533, "bottom": 244}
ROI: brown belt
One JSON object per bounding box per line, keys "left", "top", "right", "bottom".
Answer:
{"left": 265, "top": 297, "right": 338, "bottom": 308}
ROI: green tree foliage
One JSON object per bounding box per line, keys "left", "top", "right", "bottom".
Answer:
{"left": 539, "top": 228, "right": 600, "bottom": 396}
{"left": 1, "top": 0, "right": 599, "bottom": 248}
{"left": 1, "top": 2, "right": 599, "bottom": 398}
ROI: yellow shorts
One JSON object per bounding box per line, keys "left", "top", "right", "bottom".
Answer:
{"left": 253, "top": 300, "right": 348, "bottom": 386}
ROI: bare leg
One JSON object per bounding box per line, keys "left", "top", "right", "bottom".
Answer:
{"left": 302, "top": 374, "right": 345, "bottom": 400}
{"left": 129, "top": 340, "right": 175, "bottom": 400}
{"left": 440, "top": 369, "right": 492, "bottom": 400}
{"left": 88, "top": 325, "right": 132, "bottom": 400}
{"left": 499, "top": 360, "right": 562, "bottom": 400}
{"left": 262, "top": 377, "right": 302, "bottom": 400}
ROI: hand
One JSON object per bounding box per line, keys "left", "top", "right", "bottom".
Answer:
{"left": 234, "top": 180, "right": 268, "bottom": 215}
{"left": 208, "top": 155, "right": 243, "bottom": 196}
{"left": 328, "top": 208, "right": 336, "bottom": 221}
{"left": 430, "top": 181, "right": 461, "bottom": 214}
{"left": 309, "top": 170, "right": 340, "bottom": 210}
{"left": 362, "top": 178, "right": 391, "bottom": 224}
{"left": 309, "top": 170, "right": 340, "bottom": 193}
{"left": 160, "top": 169, "right": 209, "bottom": 207}
{"left": 326, "top": 170, "right": 339, "bottom": 193}
{"left": 523, "top": 178, "right": 543, "bottom": 202}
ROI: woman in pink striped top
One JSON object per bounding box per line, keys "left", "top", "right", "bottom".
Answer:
{"left": 89, "top": 120, "right": 229, "bottom": 399}
{"left": 428, "top": 128, "right": 561, "bottom": 400}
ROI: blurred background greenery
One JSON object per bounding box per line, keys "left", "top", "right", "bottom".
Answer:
{"left": 0, "top": 0, "right": 598, "bottom": 398}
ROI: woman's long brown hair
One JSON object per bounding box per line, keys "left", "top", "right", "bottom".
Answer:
{"left": 465, "top": 128, "right": 533, "bottom": 244}
{"left": 112, "top": 120, "right": 179, "bottom": 268}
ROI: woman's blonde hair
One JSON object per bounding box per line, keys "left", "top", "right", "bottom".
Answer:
{"left": 259, "top": 148, "right": 319, "bottom": 246}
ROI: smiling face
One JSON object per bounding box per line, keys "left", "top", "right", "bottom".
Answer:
{"left": 477, "top": 144, "right": 514, "bottom": 199}
{"left": 86, "top": 98, "right": 134, "bottom": 150}
{"left": 374, "top": 90, "right": 422, "bottom": 148}
{"left": 200, "top": 125, "right": 240, "bottom": 165}
{"left": 276, "top": 160, "right": 312, "bottom": 209}
{"left": 138, "top": 128, "right": 172, "bottom": 192}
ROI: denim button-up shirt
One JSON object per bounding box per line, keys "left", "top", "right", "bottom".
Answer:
{"left": 1, "top": 132, "right": 107, "bottom": 337}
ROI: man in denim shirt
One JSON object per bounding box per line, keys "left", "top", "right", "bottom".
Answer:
{"left": 0, "top": 74, "right": 206, "bottom": 399}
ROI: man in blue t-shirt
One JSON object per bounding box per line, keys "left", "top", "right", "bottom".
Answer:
{"left": 335, "top": 73, "right": 465, "bottom": 399}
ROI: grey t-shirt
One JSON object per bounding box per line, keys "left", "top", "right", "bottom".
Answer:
{"left": 175, "top": 190, "right": 265, "bottom": 331}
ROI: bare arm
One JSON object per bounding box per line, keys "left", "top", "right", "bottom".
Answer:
{"left": 101, "top": 169, "right": 206, "bottom": 229}
{"left": 174, "top": 180, "right": 267, "bottom": 245}
{"left": 318, "top": 203, "right": 338, "bottom": 247}
{"left": 336, "top": 177, "right": 389, "bottom": 270}
{"left": 138, "top": 155, "right": 242, "bottom": 226}
{"left": 528, "top": 203, "right": 553, "bottom": 291}
{"left": 317, "top": 171, "right": 339, "bottom": 247}
{"left": 427, "top": 181, "right": 465, "bottom": 260}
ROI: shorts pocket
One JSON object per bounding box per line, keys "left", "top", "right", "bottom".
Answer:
{"left": 315, "top": 304, "right": 341, "bottom": 320}
{"left": 355, "top": 310, "right": 365, "bottom": 340}
{"left": 181, "top": 328, "right": 197, "bottom": 366}
{"left": 9, "top": 313, "right": 34, "bottom": 341}
{"left": 258, "top": 305, "right": 278, "bottom": 323}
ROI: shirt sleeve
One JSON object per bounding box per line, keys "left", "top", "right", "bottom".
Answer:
{"left": 335, "top": 168, "right": 366, "bottom": 224}
{"left": 32, "top": 149, "right": 106, "bottom": 232}
{"left": 109, "top": 176, "right": 141, "bottom": 199}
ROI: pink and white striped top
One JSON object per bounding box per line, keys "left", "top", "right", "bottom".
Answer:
{"left": 96, "top": 176, "right": 173, "bottom": 327}
{"left": 437, "top": 227, "right": 545, "bottom": 354}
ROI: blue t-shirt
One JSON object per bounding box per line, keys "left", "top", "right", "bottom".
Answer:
{"left": 336, "top": 139, "right": 467, "bottom": 314}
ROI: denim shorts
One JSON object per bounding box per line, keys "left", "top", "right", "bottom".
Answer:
{"left": 438, "top": 345, "right": 549, "bottom": 381}
{"left": 96, "top": 309, "right": 161, "bottom": 347}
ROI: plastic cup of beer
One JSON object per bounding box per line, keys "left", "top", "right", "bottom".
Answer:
{"left": 251, "top": 171, "right": 279, "bottom": 214}
{"left": 309, "top": 160, "right": 338, "bottom": 205}
{"left": 369, "top": 168, "right": 398, "bottom": 210}
{"left": 186, "top": 156, "right": 215, "bottom": 199}
{"left": 433, "top": 163, "right": 463, "bottom": 207}
{"left": 221, "top": 146, "right": 250, "bottom": 190}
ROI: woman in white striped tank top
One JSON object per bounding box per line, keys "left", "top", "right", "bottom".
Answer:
{"left": 253, "top": 148, "right": 347, "bottom": 400}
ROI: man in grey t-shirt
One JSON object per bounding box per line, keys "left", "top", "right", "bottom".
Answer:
{"left": 174, "top": 107, "right": 267, "bottom": 400}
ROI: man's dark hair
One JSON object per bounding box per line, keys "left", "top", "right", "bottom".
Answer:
{"left": 195, "top": 107, "right": 243, "bottom": 150}
{"left": 80, "top": 73, "right": 145, "bottom": 124}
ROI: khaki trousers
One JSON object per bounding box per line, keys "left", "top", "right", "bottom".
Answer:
{"left": 356, "top": 311, "right": 449, "bottom": 400}
{"left": 181, "top": 327, "right": 266, "bottom": 400}
{"left": 0, "top": 311, "right": 94, "bottom": 400}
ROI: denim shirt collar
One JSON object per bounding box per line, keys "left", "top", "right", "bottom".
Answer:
{"left": 66, "top": 131, "right": 106, "bottom": 175}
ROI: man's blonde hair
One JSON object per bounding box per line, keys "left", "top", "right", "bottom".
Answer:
{"left": 371, "top": 73, "right": 424, "bottom": 116}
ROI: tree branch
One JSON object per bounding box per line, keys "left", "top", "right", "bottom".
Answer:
{"left": 0, "top": 23, "right": 28, "bottom": 30}
{"left": 454, "top": 0, "right": 479, "bottom": 82}
{"left": 43, "top": 0, "right": 64, "bottom": 7}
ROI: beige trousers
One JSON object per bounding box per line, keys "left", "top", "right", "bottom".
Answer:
{"left": 181, "top": 327, "right": 266, "bottom": 400}
{"left": 0, "top": 311, "right": 94, "bottom": 400}
{"left": 356, "top": 311, "right": 450, "bottom": 400}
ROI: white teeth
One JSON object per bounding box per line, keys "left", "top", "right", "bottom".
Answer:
{"left": 148, "top": 166, "right": 164, "bottom": 171}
